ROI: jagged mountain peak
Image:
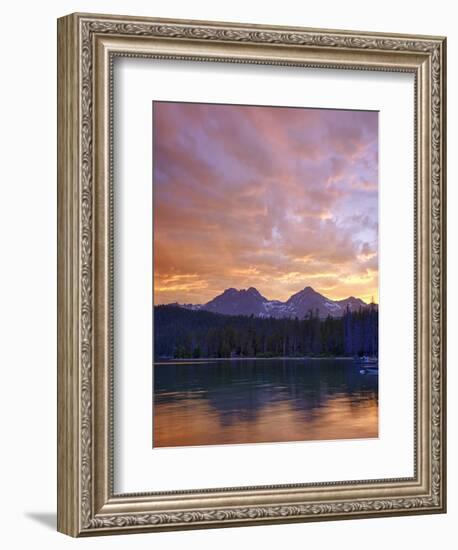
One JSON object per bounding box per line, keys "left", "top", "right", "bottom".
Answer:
{"left": 203, "top": 286, "right": 268, "bottom": 317}
{"left": 246, "top": 286, "right": 261, "bottom": 294}
{"left": 222, "top": 287, "right": 238, "bottom": 295}
{"left": 288, "top": 286, "right": 321, "bottom": 298}
{"left": 221, "top": 286, "right": 263, "bottom": 296}
{"left": 177, "top": 286, "right": 373, "bottom": 319}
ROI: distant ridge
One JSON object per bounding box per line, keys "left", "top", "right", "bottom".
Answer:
{"left": 172, "top": 286, "right": 377, "bottom": 319}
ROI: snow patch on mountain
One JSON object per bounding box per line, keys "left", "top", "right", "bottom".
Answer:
{"left": 177, "top": 287, "right": 376, "bottom": 319}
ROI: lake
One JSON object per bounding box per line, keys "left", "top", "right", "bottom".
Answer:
{"left": 153, "top": 358, "right": 378, "bottom": 448}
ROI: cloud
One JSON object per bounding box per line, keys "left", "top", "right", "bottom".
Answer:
{"left": 153, "top": 102, "right": 378, "bottom": 304}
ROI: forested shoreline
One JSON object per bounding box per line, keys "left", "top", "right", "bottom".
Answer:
{"left": 154, "top": 305, "right": 378, "bottom": 360}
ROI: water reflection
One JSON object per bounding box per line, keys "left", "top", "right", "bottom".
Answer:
{"left": 153, "top": 359, "right": 378, "bottom": 447}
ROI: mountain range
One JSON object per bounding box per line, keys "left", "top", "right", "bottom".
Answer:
{"left": 173, "top": 286, "right": 377, "bottom": 320}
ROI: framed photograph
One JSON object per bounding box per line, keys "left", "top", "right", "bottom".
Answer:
{"left": 57, "top": 13, "right": 446, "bottom": 536}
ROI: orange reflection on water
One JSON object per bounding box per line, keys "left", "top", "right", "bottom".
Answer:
{"left": 153, "top": 394, "right": 378, "bottom": 448}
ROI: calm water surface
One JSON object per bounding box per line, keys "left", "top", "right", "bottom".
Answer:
{"left": 153, "top": 358, "right": 378, "bottom": 447}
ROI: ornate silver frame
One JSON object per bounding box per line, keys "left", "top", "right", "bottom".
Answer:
{"left": 57, "top": 13, "right": 446, "bottom": 536}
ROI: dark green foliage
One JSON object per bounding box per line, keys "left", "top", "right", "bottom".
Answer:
{"left": 154, "top": 304, "right": 378, "bottom": 360}
{"left": 342, "top": 303, "right": 378, "bottom": 356}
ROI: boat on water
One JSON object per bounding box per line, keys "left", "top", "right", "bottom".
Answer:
{"left": 355, "top": 355, "right": 378, "bottom": 365}
{"left": 354, "top": 356, "right": 378, "bottom": 374}
{"left": 359, "top": 366, "right": 378, "bottom": 375}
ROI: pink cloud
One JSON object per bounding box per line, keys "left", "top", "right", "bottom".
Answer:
{"left": 153, "top": 102, "right": 378, "bottom": 304}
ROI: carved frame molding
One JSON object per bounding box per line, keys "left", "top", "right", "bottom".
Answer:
{"left": 57, "top": 13, "right": 446, "bottom": 536}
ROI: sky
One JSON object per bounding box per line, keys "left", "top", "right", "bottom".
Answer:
{"left": 153, "top": 102, "right": 378, "bottom": 305}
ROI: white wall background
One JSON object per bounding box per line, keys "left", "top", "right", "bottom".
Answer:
{"left": 0, "top": 1, "right": 454, "bottom": 548}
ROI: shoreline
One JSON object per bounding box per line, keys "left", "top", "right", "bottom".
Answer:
{"left": 155, "top": 356, "right": 359, "bottom": 364}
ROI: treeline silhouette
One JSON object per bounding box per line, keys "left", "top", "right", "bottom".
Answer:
{"left": 154, "top": 305, "right": 378, "bottom": 359}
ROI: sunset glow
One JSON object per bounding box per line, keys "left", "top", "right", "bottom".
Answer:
{"left": 153, "top": 102, "right": 378, "bottom": 305}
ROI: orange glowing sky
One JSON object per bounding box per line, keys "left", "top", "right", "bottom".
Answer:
{"left": 153, "top": 102, "right": 378, "bottom": 305}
